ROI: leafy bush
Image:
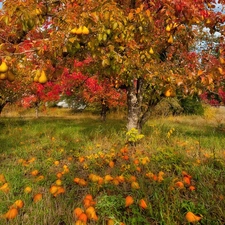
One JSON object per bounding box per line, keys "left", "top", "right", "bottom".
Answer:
{"left": 152, "top": 98, "right": 183, "bottom": 117}
{"left": 179, "top": 95, "right": 204, "bottom": 115}
{"left": 126, "top": 128, "right": 144, "bottom": 145}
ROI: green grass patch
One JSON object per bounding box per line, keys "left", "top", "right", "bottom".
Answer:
{"left": 0, "top": 112, "right": 225, "bottom": 225}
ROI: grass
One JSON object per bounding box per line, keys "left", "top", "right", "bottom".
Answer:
{"left": 0, "top": 107, "right": 225, "bottom": 225}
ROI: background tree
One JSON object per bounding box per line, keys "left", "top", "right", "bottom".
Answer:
{"left": 0, "top": 79, "right": 19, "bottom": 114}
{"left": 1, "top": 0, "right": 225, "bottom": 131}
{"left": 0, "top": 57, "right": 24, "bottom": 114}
{"left": 21, "top": 81, "right": 61, "bottom": 118}
{"left": 60, "top": 61, "right": 126, "bottom": 120}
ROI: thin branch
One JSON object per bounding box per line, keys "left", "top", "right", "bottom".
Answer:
{"left": 0, "top": 49, "right": 36, "bottom": 57}
{"left": 0, "top": 35, "right": 12, "bottom": 44}
{"left": 13, "top": 50, "right": 36, "bottom": 55}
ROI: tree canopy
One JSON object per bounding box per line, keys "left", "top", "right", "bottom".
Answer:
{"left": 1, "top": 0, "right": 225, "bottom": 130}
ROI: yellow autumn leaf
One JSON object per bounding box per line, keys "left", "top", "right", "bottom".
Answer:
{"left": 69, "top": 37, "right": 76, "bottom": 43}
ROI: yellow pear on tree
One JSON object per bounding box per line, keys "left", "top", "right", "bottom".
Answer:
{"left": 166, "top": 24, "right": 171, "bottom": 32}
{"left": 0, "top": 73, "right": 7, "bottom": 80}
{"left": 82, "top": 26, "right": 89, "bottom": 34}
{"left": 70, "top": 27, "right": 78, "bottom": 34}
{"left": 35, "top": 8, "right": 42, "bottom": 16}
{"left": 164, "top": 88, "right": 172, "bottom": 97}
{"left": 168, "top": 35, "right": 173, "bottom": 44}
{"left": 33, "top": 69, "right": 41, "bottom": 82}
{"left": 0, "top": 61, "right": 8, "bottom": 73}
{"left": 38, "top": 70, "right": 48, "bottom": 84}
{"left": 7, "top": 71, "right": 15, "bottom": 82}
{"left": 149, "top": 47, "right": 154, "bottom": 54}
{"left": 75, "top": 27, "right": 83, "bottom": 35}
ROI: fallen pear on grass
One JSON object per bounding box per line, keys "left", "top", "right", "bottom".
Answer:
{"left": 185, "top": 211, "right": 202, "bottom": 223}
{"left": 0, "top": 182, "right": 9, "bottom": 193}
{"left": 11, "top": 200, "right": 24, "bottom": 209}
{"left": 2, "top": 208, "right": 18, "bottom": 220}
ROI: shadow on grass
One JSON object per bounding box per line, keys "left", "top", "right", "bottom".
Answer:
{"left": 0, "top": 117, "right": 127, "bottom": 152}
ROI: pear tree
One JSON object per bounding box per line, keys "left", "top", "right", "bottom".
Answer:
{"left": 1, "top": 0, "right": 225, "bottom": 131}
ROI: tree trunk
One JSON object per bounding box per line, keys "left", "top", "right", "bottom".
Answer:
{"left": 130, "top": 0, "right": 136, "bottom": 8}
{"left": 0, "top": 102, "right": 7, "bottom": 115}
{"left": 34, "top": 102, "right": 39, "bottom": 118}
{"left": 100, "top": 99, "right": 109, "bottom": 121}
{"left": 127, "top": 78, "right": 160, "bottom": 132}
{"left": 127, "top": 78, "right": 143, "bottom": 132}
{"left": 0, "top": 96, "right": 10, "bottom": 115}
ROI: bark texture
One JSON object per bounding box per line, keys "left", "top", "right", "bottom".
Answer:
{"left": 127, "top": 78, "right": 160, "bottom": 132}
{"left": 127, "top": 78, "right": 143, "bottom": 132}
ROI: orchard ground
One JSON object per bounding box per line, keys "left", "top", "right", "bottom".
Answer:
{"left": 0, "top": 105, "right": 225, "bottom": 225}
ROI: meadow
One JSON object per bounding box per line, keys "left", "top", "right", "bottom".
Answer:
{"left": 0, "top": 106, "right": 225, "bottom": 225}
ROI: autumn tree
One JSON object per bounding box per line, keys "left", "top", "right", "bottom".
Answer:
{"left": 21, "top": 81, "right": 61, "bottom": 117}
{"left": 60, "top": 59, "right": 126, "bottom": 120}
{"left": 1, "top": 0, "right": 225, "bottom": 131}
{"left": 0, "top": 79, "right": 19, "bottom": 114}
{"left": 0, "top": 56, "right": 24, "bottom": 114}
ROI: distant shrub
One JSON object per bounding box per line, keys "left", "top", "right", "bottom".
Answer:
{"left": 179, "top": 95, "right": 204, "bottom": 115}
{"left": 203, "top": 104, "right": 217, "bottom": 120}
{"left": 199, "top": 91, "right": 225, "bottom": 107}
{"left": 152, "top": 98, "right": 183, "bottom": 117}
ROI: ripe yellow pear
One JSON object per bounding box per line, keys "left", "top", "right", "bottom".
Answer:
{"left": 166, "top": 24, "right": 171, "bottom": 32}
{"left": 38, "top": 70, "right": 48, "bottom": 84}
{"left": 24, "top": 186, "right": 32, "bottom": 193}
{"left": 33, "top": 69, "right": 41, "bottom": 82}
{"left": 0, "top": 61, "right": 8, "bottom": 73}
{"left": 82, "top": 26, "right": 89, "bottom": 34}
{"left": 0, "top": 73, "right": 7, "bottom": 80}
{"left": 168, "top": 35, "right": 173, "bottom": 44}
{"left": 76, "top": 27, "right": 83, "bottom": 35}
{"left": 33, "top": 76, "right": 39, "bottom": 82}
{"left": 7, "top": 71, "right": 15, "bottom": 82}
{"left": 12, "top": 199, "right": 24, "bottom": 209}
{"left": 0, "top": 182, "right": 9, "bottom": 193}
{"left": 70, "top": 27, "right": 78, "bottom": 34}
{"left": 218, "top": 67, "right": 223, "bottom": 74}
{"left": 164, "top": 88, "right": 171, "bottom": 97}
{"left": 185, "top": 211, "right": 202, "bottom": 223}
{"left": 4, "top": 207, "right": 18, "bottom": 219}
{"left": 149, "top": 47, "right": 154, "bottom": 54}
{"left": 219, "top": 57, "right": 225, "bottom": 64}
{"left": 35, "top": 8, "right": 42, "bottom": 16}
